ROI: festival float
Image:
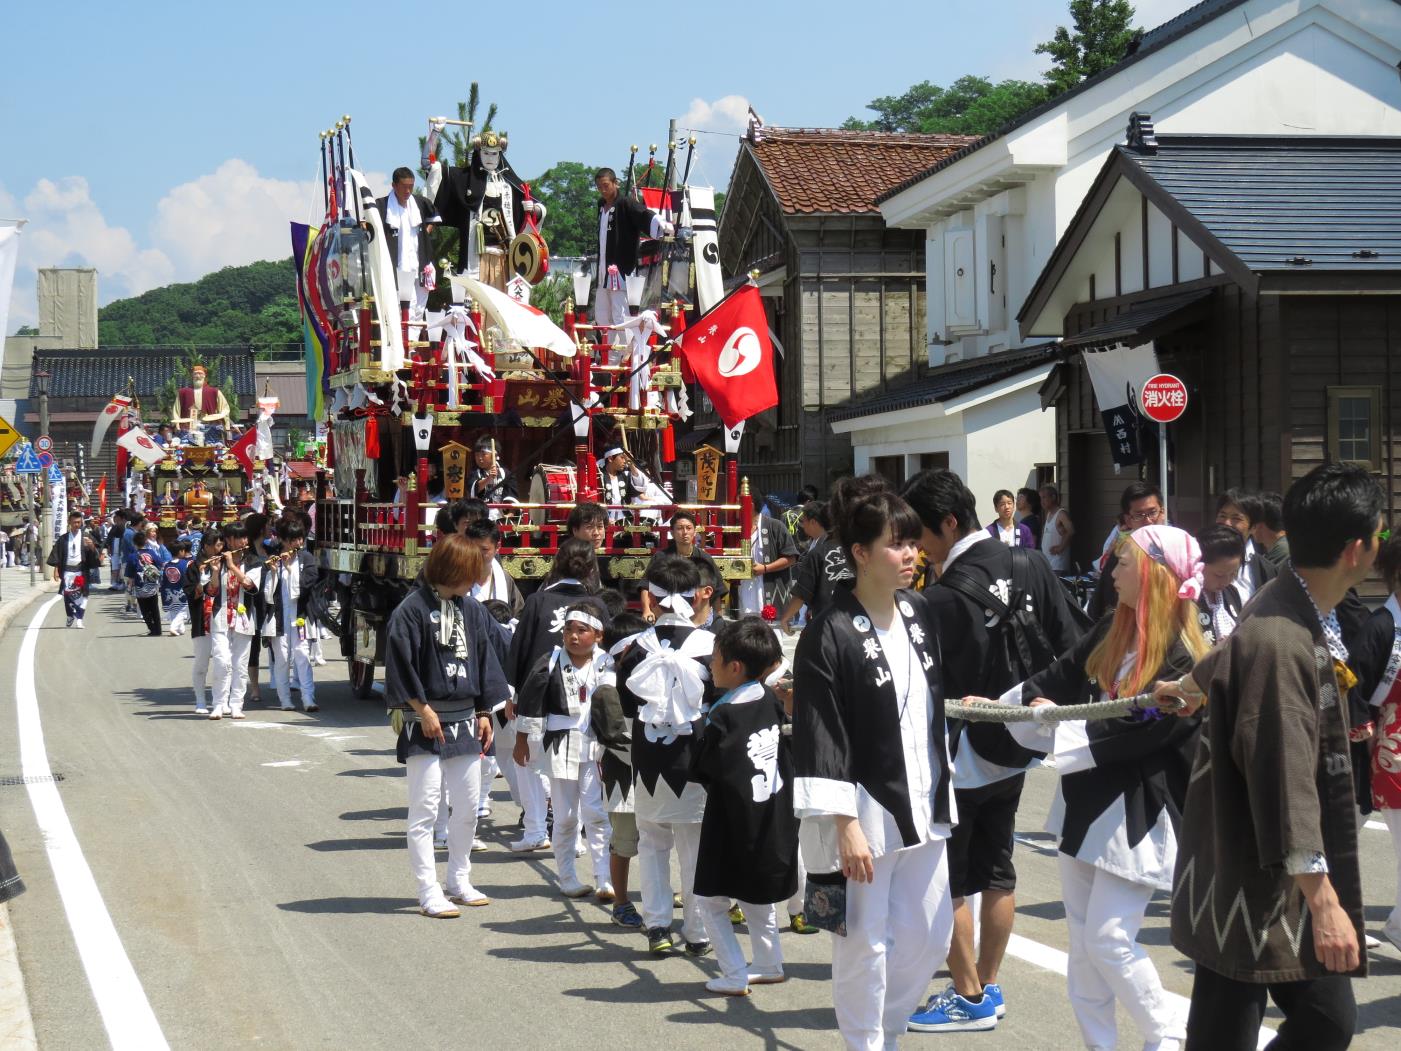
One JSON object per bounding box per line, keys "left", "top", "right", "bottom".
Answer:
{"left": 294, "top": 115, "right": 776, "bottom": 697}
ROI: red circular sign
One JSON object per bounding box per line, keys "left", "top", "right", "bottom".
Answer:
{"left": 1140, "top": 373, "right": 1188, "bottom": 423}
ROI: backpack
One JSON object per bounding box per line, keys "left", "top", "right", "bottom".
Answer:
{"left": 937, "top": 546, "right": 1068, "bottom": 768}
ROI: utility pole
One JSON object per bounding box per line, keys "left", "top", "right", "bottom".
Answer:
{"left": 667, "top": 119, "right": 678, "bottom": 187}
{"left": 37, "top": 368, "right": 50, "bottom": 590}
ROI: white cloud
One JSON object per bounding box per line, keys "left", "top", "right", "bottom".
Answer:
{"left": 678, "top": 94, "right": 751, "bottom": 135}
{"left": 2, "top": 159, "right": 393, "bottom": 335}
{"left": 150, "top": 159, "right": 319, "bottom": 277}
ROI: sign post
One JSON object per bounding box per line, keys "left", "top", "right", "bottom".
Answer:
{"left": 14, "top": 443, "right": 42, "bottom": 587}
{"left": 1140, "top": 373, "right": 1189, "bottom": 520}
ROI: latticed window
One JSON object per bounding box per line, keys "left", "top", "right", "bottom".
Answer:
{"left": 1327, "top": 387, "right": 1381, "bottom": 470}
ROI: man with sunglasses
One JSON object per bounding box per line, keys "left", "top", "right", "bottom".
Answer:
{"left": 1087, "top": 482, "right": 1167, "bottom": 620}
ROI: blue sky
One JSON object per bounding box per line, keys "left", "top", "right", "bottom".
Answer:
{"left": 0, "top": 0, "right": 1193, "bottom": 329}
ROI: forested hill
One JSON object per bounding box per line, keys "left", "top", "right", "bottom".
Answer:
{"left": 98, "top": 258, "right": 301, "bottom": 350}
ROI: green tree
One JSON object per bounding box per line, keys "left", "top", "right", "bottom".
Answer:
{"left": 98, "top": 259, "right": 302, "bottom": 351}
{"left": 13, "top": 324, "right": 38, "bottom": 337}
{"left": 528, "top": 161, "right": 601, "bottom": 257}
{"left": 1036, "top": 0, "right": 1139, "bottom": 95}
{"left": 843, "top": 75, "right": 1048, "bottom": 135}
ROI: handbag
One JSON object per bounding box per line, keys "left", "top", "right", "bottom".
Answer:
{"left": 802, "top": 871, "right": 848, "bottom": 936}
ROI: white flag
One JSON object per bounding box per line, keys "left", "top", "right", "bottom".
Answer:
{"left": 687, "top": 187, "right": 723, "bottom": 313}
{"left": 0, "top": 219, "right": 26, "bottom": 383}
{"left": 116, "top": 426, "right": 168, "bottom": 465}
{"left": 451, "top": 274, "right": 577, "bottom": 359}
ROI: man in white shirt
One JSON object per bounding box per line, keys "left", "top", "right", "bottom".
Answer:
{"left": 593, "top": 168, "right": 673, "bottom": 363}
{"left": 375, "top": 167, "right": 440, "bottom": 332}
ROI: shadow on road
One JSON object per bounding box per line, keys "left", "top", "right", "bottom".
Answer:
{"left": 340, "top": 807, "right": 407, "bottom": 822}
{"left": 277, "top": 896, "right": 418, "bottom": 915}
{"left": 305, "top": 837, "right": 405, "bottom": 852}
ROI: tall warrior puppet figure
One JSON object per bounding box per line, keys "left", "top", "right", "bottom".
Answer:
{"left": 171, "top": 364, "right": 232, "bottom": 446}
{"left": 593, "top": 167, "right": 674, "bottom": 363}
{"left": 425, "top": 127, "right": 544, "bottom": 291}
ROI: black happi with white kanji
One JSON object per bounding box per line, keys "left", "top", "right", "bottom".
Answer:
{"left": 1018, "top": 616, "right": 1201, "bottom": 888}
{"left": 616, "top": 620, "right": 716, "bottom": 824}
{"left": 506, "top": 580, "right": 595, "bottom": 686}
{"left": 793, "top": 587, "right": 952, "bottom": 856}
{"left": 689, "top": 682, "right": 799, "bottom": 904}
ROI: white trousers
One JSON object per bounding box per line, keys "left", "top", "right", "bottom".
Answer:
{"left": 208, "top": 633, "right": 251, "bottom": 716}
{"left": 270, "top": 632, "right": 315, "bottom": 707}
{"left": 169, "top": 604, "right": 190, "bottom": 634}
{"left": 513, "top": 733, "right": 550, "bottom": 841}
{"left": 479, "top": 753, "right": 499, "bottom": 808}
{"left": 192, "top": 635, "right": 213, "bottom": 707}
{"left": 1058, "top": 854, "right": 1179, "bottom": 1049}
{"left": 433, "top": 788, "right": 450, "bottom": 839}
{"left": 788, "top": 838, "right": 809, "bottom": 918}
{"left": 550, "top": 763, "right": 611, "bottom": 887}
{"left": 701, "top": 897, "right": 782, "bottom": 983}
{"left": 493, "top": 719, "right": 522, "bottom": 806}
{"left": 637, "top": 818, "right": 706, "bottom": 942}
{"left": 832, "top": 838, "right": 953, "bottom": 1051}
{"left": 592, "top": 285, "right": 630, "bottom": 363}
{"left": 407, "top": 751, "right": 481, "bottom": 904}
{"left": 1385, "top": 809, "right": 1401, "bottom": 937}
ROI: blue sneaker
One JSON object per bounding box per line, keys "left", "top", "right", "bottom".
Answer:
{"left": 908, "top": 988, "right": 998, "bottom": 1033}
{"left": 982, "top": 983, "right": 1005, "bottom": 1019}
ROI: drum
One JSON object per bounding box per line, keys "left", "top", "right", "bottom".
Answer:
{"left": 527, "top": 464, "right": 577, "bottom": 525}
{"left": 509, "top": 228, "right": 550, "bottom": 285}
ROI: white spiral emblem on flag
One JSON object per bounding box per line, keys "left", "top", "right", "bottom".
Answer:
{"left": 717, "top": 327, "right": 762, "bottom": 378}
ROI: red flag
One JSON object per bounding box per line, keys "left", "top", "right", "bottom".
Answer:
{"left": 228, "top": 426, "right": 258, "bottom": 480}
{"left": 97, "top": 476, "right": 108, "bottom": 520}
{"left": 676, "top": 284, "right": 778, "bottom": 429}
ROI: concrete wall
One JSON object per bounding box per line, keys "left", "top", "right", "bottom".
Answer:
{"left": 889, "top": 0, "right": 1401, "bottom": 361}
{"left": 37, "top": 269, "right": 98, "bottom": 349}
{"left": 846, "top": 369, "right": 1055, "bottom": 512}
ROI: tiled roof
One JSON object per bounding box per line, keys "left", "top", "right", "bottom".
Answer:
{"left": 1062, "top": 289, "right": 1215, "bottom": 348}
{"left": 1128, "top": 136, "right": 1401, "bottom": 272}
{"left": 828, "top": 343, "right": 1060, "bottom": 423}
{"left": 748, "top": 127, "right": 976, "bottom": 215}
{"left": 876, "top": 0, "right": 1262, "bottom": 204}
{"left": 29, "top": 347, "right": 258, "bottom": 399}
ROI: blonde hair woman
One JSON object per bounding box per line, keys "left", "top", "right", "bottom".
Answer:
{"left": 998, "top": 525, "right": 1208, "bottom": 1051}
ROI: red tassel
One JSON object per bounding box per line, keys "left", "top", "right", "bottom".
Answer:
{"left": 661, "top": 423, "right": 675, "bottom": 464}
{"left": 364, "top": 416, "right": 381, "bottom": 459}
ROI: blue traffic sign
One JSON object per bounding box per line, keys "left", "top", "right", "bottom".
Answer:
{"left": 47, "top": 464, "right": 64, "bottom": 483}
{"left": 13, "top": 445, "right": 41, "bottom": 474}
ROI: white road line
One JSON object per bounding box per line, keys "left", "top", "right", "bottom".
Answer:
{"left": 1004, "top": 933, "right": 1275, "bottom": 1049}
{"left": 1365, "top": 819, "right": 1387, "bottom": 832}
{"left": 16, "top": 597, "right": 169, "bottom": 1051}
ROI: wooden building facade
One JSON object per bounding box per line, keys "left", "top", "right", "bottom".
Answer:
{"left": 705, "top": 123, "right": 975, "bottom": 494}
{"left": 1019, "top": 126, "right": 1401, "bottom": 576}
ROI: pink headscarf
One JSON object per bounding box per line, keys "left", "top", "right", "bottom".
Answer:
{"left": 1129, "top": 524, "right": 1204, "bottom": 601}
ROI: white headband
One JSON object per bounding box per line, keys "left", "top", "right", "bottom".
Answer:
{"left": 603, "top": 447, "right": 625, "bottom": 459}
{"left": 647, "top": 582, "right": 696, "bottom": 619}
{"left": 564, "top": 609, "right": 603, "bottom": 632}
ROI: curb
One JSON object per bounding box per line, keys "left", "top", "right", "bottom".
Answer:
{"left": 0, "top": 577, "right": 57, "bottom": 642}
{"left": 0, "top": 903, "right": 37, "bottom": 1051}
{"left": 0, "top": 575, "right": 52, "bottom": 1051}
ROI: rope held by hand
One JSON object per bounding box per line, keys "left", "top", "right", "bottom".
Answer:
{"left": 945, "top": 692, "right": 1178, "bottom": 724}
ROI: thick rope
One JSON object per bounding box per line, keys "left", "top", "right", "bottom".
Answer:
{"left": 945, "top": 692, "right": 1176, "bottom": 724}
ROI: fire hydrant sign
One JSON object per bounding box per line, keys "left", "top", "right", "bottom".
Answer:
{"left": 1140, "top": 374, "right": 1188, "bottom": 423}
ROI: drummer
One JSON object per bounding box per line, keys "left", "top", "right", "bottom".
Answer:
{"left": 598, "top": 447, "right": 646, "bottom": 523}
{"left": 467, "top": 437, "right": 518, "bottom": 503}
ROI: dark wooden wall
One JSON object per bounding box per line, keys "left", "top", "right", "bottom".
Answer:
{"left": 1053, "top": 287, "right": 1401, "bottom": 588}
{"left": 707, "top": 151, "right": 928, "bottom": 494}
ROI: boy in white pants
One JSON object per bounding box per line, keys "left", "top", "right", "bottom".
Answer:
{"left": 513, "top": 603, "right": 612, "bottom": 898}
{"left": 690, "top": 618, "right": 798, "bottom": 995}
{"left": 261, "top": 519, "right": 320, "bottom": 713}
